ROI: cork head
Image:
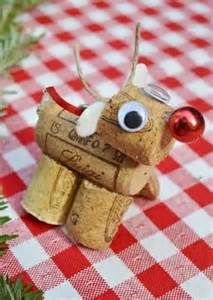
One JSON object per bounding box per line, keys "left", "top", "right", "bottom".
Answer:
{"left": 74, "top": 23, "right": 175, "bottom": 165}
{"left": 97, "top": 84, "right": 175, "bottom": 166}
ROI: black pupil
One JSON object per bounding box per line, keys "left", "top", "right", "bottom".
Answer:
{"left": 124, "top": 111, "right": 142, "bottom": 129}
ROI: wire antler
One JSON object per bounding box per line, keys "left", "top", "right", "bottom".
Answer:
{"left": 74, "top": 23, "right": 141, "bottom": 100}
{"left": 126, "top": 22, "right": 141, "bottom": 84}
{"left": 73, "top": 45, "right": 108, "bottom": 102}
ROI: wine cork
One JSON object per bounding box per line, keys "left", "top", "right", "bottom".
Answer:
{"left": 97, "top": 84, "right": 175, "bottom": 166}
{"left": 66, "top": 179, "right": 133, "bottom": 249}
{"left": 36, "top": 95, "right": 151, "bottom": 196}
{"left": 22, "top": 154, "right": 78, "bottom": 225}
{"left": 136, "top": 169, "right": 159, "bottom": 200}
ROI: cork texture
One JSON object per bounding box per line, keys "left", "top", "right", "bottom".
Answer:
{"left": 22, "top": 154, "right": 78, "bottom": 225}
{"left": 66, "top": 179, "right": 132, "bottom": 249}
{"left": 36, "top": 97, "right": 150, "bottom": 195}
{"left": 97, "top": 84, "right": 175, "bottom": 166}
{"left": 137, "top": 169, "right": 160, "bottom": 200}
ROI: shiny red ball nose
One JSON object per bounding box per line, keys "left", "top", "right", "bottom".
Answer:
{"left": 168, "top": 106, "right": 205, "bottom": 143}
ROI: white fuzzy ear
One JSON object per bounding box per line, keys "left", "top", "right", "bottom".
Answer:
{"left": 132, "top": 63, "right": 149, "bottom": 88}
{"left": 76, "top": 102, "right": 106, "bottom": 137}
{"left": 37, "top": 91, "right": 51, "bottom": 116}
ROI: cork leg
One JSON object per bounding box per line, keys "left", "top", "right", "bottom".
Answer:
{"left": 22, "top": 154, "right": 79, "bottom": 225}
{"left": 66, "top": 179, "right": 133, "bottom": 249}
{"left": 136, "top": 170, "right": 159, "bottom": 200}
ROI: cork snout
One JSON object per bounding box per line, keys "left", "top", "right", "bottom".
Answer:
{"left": 97, "top": 116, "right": 174, "bottom": 166}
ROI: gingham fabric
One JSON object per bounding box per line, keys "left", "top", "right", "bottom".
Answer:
{"left": 0, "top": 0, "right": 212, "bottom": 299}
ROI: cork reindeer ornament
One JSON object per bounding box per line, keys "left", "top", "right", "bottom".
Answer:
{"left": 22, "top": 23, "right": 205, "bottom": 249}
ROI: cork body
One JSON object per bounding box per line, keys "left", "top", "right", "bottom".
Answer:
{"left": 22, "top": 86, "right": 173, "bottom": 249}
{"left": 22, "top": 155, "right": 78, "bottom": 224}
{"left": 36, "top": 97, "right": 151, "bottom": 196}
{"left": 66, "top": 179, "right": 133, "bottom": 249}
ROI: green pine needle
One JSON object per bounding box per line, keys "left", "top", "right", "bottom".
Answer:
{"left": 0, "top": 274, "right": 43, "bottom": 300}
{"left": 0, "top": 200, "right": 8, "bottom": 210}
{"left": 0, "top": 216, "right": 11, "bottom": 225}
{"left": 0, "top": 234, "right": 18, "bottom": 242}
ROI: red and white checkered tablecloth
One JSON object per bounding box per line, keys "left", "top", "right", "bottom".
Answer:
{"left": 0, "top": 0, "right": 212, "bottom": 299}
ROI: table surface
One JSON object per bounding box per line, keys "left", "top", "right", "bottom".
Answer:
{"left": 0, "top": 0, "right": 212, "bottom": 299}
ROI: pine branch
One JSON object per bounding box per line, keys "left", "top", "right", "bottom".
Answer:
{"left": 0, "top": 192, "right": 43, "bottom": 299}
{"left": 0, "top": 274, "right": 43, "bottom": 300}
{"left": 0, "top": 194, "right": 18, "bottom": 257}
{"left": 0, "top": 2, "right": 45, "bottom": 297}
{"left": 0, "top": 26, "right": 41, "bottom": 75}
{"left": 0, "top": 0, "right": 45, "bottom": 118}
{"left": 0, "top": 0, "right": 44, "bottom": 12}
{"left": 0, "top": 1, "right": 44, "bottom": 76}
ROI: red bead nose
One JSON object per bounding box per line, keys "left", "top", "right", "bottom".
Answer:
{"left": 168, "top": 106, "right": 205, "bottom": 143}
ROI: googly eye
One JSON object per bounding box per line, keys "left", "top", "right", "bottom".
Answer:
{"left": 117, "top": 101, "right": 149, "bottom": 132}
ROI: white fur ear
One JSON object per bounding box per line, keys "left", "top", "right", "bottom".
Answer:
{"left": 132, "top": 63, "right": 149, "bottom": 88}
{"left": 76, "top": 102, "right": 106, "bottom": 137}
{"left": 37, "top": 91, "right": 51, "bottom": 116}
